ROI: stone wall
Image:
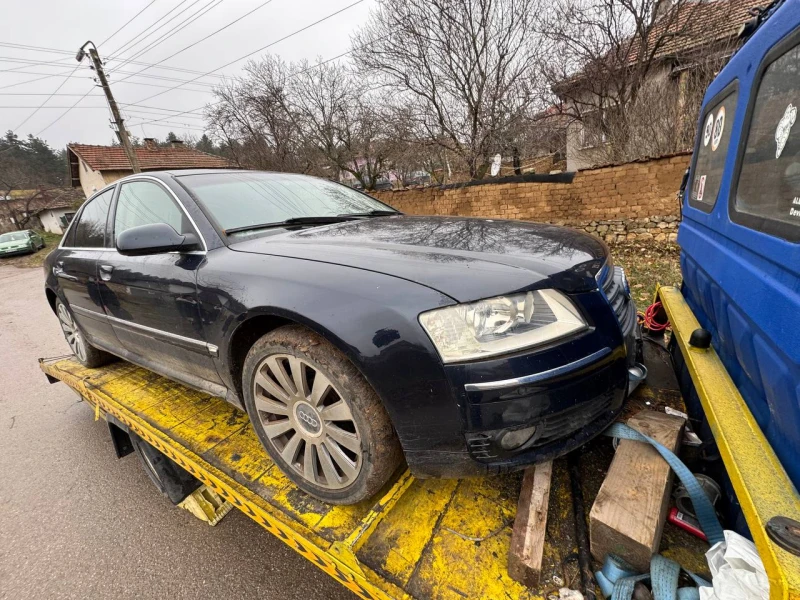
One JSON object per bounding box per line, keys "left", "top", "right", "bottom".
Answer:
{"left": 371, "top": 152, "right": 691, "bottom": 243}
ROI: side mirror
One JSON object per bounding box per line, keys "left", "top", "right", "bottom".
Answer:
{"left": 116, "top": 223, "right": 201, "bottom": 256}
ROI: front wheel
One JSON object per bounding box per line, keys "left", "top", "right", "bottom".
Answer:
{"left": 55, "top": 299, "right": 114, "bottom": 368}
{"left": 242, "top": 325, "right": 402, "bottom": 504}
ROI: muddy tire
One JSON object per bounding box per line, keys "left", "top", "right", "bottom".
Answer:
{"left": 242, "top": 325, "right": 402, "bottom": 504}
{"left": 55, "top": 299, "right": 115, "bottom": 368}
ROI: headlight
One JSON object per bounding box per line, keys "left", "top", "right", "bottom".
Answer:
{"left": 419, "top": 289, "right": 587, "bottom": 363}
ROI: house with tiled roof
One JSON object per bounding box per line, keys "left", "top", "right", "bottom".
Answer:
{"left": 554, "top": 0, "right": 764, "bottom": 171}
{"left": 67, "top": 139, "right": 232, "bottom": 198}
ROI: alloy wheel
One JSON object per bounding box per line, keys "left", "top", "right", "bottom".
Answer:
{"left": 57, "top": 303, "right": 87, "bottom": 363}
{"left": 252, "top": 354, "right": 362, "bottom": 490}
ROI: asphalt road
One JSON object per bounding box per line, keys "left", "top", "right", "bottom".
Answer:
{"left": 0, "top": 265, "right": 355, "bottom": 600}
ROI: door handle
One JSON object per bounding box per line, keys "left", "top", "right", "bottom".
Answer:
{"left": 53, "top": 261, "right": 79, "bottom": 282}
{"left": 99, "top": 264, "right": 114, "bottom": 281}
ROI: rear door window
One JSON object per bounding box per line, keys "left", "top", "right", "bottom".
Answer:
{"left": 70, "top": 188, "right": 114, "bottom": 248}
{"left": 689, "top": 87, "right": 738, "bottom": 211}
{"left": 734, "top": 41, "right": 800, "bottom": 241}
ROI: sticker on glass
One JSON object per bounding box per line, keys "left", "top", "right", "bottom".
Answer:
{"left": 697, "top": 175, "right": 706, "bottom": 202}
{"left": 775, "top": 104, "right": 796, "bottom": 159}
{"left": 711, "top": 106, "right": 725, "bottom": 151}
{"left": 703, "top": 114, "right": 714, "bottom": 147}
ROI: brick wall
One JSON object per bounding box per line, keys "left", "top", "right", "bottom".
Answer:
{"left": 372, "top": 152, "right": 691, "bottom": 243}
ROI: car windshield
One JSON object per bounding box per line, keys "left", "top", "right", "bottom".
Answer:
{"left": 0, "top": 232, "right": 27, "bottom": 242}
{"left": 179, "top": 172, "right": 398, "bottom": 237}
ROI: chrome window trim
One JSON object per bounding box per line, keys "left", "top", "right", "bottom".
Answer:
{"left": 114, "top": 175, "right": 208, "bottom": 252}
{"left": 463, "top": 347, "right": 612, "bottom": 392}
{"left": 58, "top": 247, "right": 116, "bottom": 252}
{"left": 71, "top": 305, "right": 218, "bottom": 357}
{"left": 59, "top": 183, "right": 118, "bottom": 250}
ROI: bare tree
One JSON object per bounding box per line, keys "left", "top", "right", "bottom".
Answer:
{"left": 206, "top": 57, "right": 311, "bottom": 173}
{"left": 543, "top": 0, "right": 744, "bottom": 164}
{"left": 291, "top": 60, "right": 391, "bottom": 190}
{"left": 352, "top": 0, "right": 545, "bottom": 180}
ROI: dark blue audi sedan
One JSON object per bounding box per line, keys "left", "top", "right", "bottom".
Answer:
{"left": 44, "top": 169, "right": 639, "bottom": 504}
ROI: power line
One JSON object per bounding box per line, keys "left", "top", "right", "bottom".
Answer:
{"left": 98, "top": 0, "right": 160, "bottom": 48}
{"left": 0, "top": 58, "right": 218, "bottom": 88}
{"left": 14, "top": 62, "right": 82, "bottom": 131}
{"left": 133, "top": 24, "right": 388, "bottom": 127}
{"left": 112, "top": 0, "right": 223, "bottom": 72}
{"left": 0, "top": 40, "right": 227, "bottom": 80}
{"left": 35, "top": 87, "right": 97, "bottom": 136}
{"left": 114, "top": 0, "right": 275, "bottom": 85}
{"left": 119, "top": 102, "right": 205, "bottom": 115}
{"left": 110, "top": 0, "right": 194, "bottom": 58}
{"left": 0, "top": 69, "right": 80, "bottom": 91}
{"left": 127, "top": 0, "right": 366, "bottom": 110}
{"left": 0, "top": 93, "right": 104, "bottom": 96}
{"left": 0, "top": 69, "right": 213, "bottom": 93}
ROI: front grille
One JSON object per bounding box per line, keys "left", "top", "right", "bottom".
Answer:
{"left": 465, "top": 391, "right": 615, "bottom": 461}
{"left": 532, "top": 390, "right": 614, "bottom": 447}
{"left": 466, "top": 433, "right": 497, "bottom": 460}
{"left": 601, "top": 265, "right": 636, "bottom": 334}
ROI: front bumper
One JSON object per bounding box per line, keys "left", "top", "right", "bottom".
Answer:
{"left": 0, "top": 246, "right": 33, "bottom": 257}
{"left": 406, "top": 268, "right": 638, "bottom": 478}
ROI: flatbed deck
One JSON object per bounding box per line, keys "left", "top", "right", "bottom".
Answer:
{"left": 39, "top": 350, "right": 710, "bottom": 600}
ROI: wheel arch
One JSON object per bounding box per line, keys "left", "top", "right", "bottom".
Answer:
{"left": 226, "top": 308, "right": 367, "bottom": 404}
{"left": 45, "top": 287, "right": 59, "bottom": 315}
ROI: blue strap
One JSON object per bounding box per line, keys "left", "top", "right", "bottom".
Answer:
{"left": 596, "top": 554, "right": 712, "bottom": 600}
{"left": 604, "top": 422, "right": 725, "bottom": 545}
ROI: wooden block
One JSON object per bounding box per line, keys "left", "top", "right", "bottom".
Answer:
{"left": 589, "top": 410, "right": 685, "bottom": 572}
{"left": 508, "top": 460, "right": 553, "bottom": 587}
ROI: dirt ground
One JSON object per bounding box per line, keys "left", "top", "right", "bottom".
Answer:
{"left": 613, "top": 242, "right": 682, "bottom": 308}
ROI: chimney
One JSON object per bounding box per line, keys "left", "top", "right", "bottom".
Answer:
{"left": 143, "top": 138, "right": 157, "bottom": 149}
{"left": 170, "top": 139, "right": 184, "bottom": 148}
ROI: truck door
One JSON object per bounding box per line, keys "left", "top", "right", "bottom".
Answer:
{"left": 680, "top": 17, "right": 800, "bottom": 496}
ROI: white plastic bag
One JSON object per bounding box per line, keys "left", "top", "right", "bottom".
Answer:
{"left": 699, "top": 530, "right": 769, "bottom": 600}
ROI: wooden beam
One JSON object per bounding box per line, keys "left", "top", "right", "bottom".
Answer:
{"left": 589, "top": 411, "right": 685, "bottom": 572}
{"left": 508, "top": 460, "right": 553, "bottom": 587}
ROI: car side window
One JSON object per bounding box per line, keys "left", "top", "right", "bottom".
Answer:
{"left": 734, "top": 41, "right": 800, "bottom": 241}
{"left": 114, "top": 181, "right": 191, "bottom": 239}
{"left": 689, "top": 88, "right": 738, "bottom": 211}
{"left": 71, "top": 188, "right": 114, "bottom": 248}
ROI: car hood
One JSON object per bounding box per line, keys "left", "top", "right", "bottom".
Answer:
{"left": 228, "top": 216, "right": 607, "bottom": 302}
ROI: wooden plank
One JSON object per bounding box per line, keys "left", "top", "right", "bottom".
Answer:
{"left": 508, "top": 461, "right": 553, "bottom": 587}
{"left": 589, "top": 410, "right": 685, "bottom": 572}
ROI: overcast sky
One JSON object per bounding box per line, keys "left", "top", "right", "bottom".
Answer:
{"left": 0, "top": 0, "right": 375, "bottom": 150}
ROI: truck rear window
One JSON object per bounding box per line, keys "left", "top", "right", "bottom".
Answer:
{"left": 689, "top": 89, "right": 738, "bottom": 211}
{"left": 735, "top": 42, "right": 800, "bottom": 239}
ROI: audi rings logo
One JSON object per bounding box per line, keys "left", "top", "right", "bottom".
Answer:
{"left": 296, "top": 405, "right": 321, "bottom": 432}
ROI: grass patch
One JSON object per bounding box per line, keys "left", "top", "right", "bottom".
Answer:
{"left": 0, "top": 231, "right": 62, "bottom": 269}
{"left": 612, "top": 242, "right": 682, "bottom": 307}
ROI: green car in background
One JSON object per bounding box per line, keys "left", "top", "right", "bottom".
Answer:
{"left": 0, "top": 230, "right": 45, "bottom": 257}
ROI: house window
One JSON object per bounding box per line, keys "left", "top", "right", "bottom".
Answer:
{"left": 579, "top": 111, "right": 608, "bottom": 149}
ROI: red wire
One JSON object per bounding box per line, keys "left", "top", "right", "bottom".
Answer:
{"left": 640, "top": 301, "right": 670, "bottom": 332}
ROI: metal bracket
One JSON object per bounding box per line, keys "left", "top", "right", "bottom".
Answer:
{"left": 767, "top": 516, "right": 800, "bottom": 557}
{"left": 178, "top": 485, "right": 233, "bottom": 526}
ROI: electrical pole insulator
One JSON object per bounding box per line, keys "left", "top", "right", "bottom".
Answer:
{"left": 80, "top": 43, "right": 141, "bottom": 174}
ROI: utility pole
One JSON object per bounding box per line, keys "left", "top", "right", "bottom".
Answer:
{"left": 77, "top": 41, "right": 140, "bottom": 173}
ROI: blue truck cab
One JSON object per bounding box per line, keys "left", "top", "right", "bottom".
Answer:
{"left": 678, "top": 0, "right": 800, "bottom": 536}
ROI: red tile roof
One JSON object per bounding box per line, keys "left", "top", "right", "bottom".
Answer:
{"left": 67, "top": 143, "right": 232, "bottom": 172}
{"left": 555, "top": 0, "right": 763, "bottom": 93}
{"left": 628, "top": 0, "right": 760, "bottom": 62}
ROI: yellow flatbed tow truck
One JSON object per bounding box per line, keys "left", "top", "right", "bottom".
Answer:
{"left": 39, "top": 286, "right": 800, "bottom": 600}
